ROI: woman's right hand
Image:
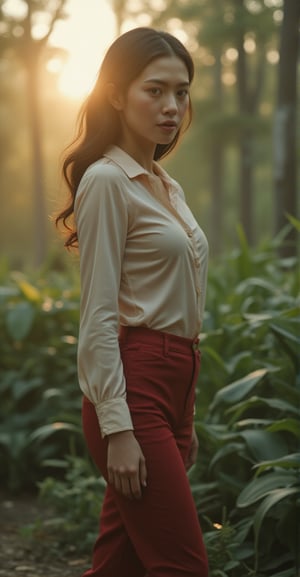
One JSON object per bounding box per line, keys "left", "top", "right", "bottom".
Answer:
{"left": 107, "top": 430, "right": 147, "bottom": 499}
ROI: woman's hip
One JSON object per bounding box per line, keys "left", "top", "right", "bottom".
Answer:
{"left": 119, "top": 325, "right": 201, "bottom": 431}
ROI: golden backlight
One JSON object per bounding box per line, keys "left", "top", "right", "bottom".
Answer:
{"left": 51, "top": 0, "right": 116, "bottom": 99}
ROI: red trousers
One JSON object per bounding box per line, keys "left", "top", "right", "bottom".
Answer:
{"left": 81, "top": 326, "right": 209, "bottom": 577}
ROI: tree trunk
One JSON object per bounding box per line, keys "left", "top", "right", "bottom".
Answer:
{"left": 239, "top": 129, "right": 253, "bottom": 245}
{"left": 236, "top": 8, "right": 254, "bottom": 246}
{"left": 274, "top": 0, "right": 300, "bottom": 257}
{"left": 210, "top": 48, "right": 224, "bottom": 255}
{"left": 26, "top": 58, "right": 47, "bottom": 267}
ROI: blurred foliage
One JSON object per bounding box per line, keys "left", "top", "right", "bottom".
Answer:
{"left": 1, "top": 226, "right": 299, "bottom": 575}
{"left": 0, "top": 256, "right": 81, "bottom": 490}
{"left": 190, "top": 226, "right": 300, "bottom": 576}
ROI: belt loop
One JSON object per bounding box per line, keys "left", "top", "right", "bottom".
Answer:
{"left": 164, "top": 333, "right": 169, "bottom": 356}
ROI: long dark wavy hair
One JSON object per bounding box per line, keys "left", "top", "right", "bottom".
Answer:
{"left": 56, "top": 27, "right": 194, "bottom": 247}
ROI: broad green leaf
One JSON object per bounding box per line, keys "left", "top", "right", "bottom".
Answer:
{"left": 254, "top": 453, "right": 300, "bottom": 475}
{"left": 232, "top": 518, "right": 253, "bottom": 544}
{"left": 237, "top": 471, "right": 298, "bottom": 507}
{"left": 270, "top": 318, "right": 300, "bottom": 345}
{"left": 201, "top": 345, "right": 226, "bottom": 369}
{"left": 200, "top": 345, "right": 228, "bottom": 386}
{"left": 41, "top": 459, "right": 69, "bottom": 469}
{"left": 267, "top": 418, "right": 300, "bottom": 438}
{"left": 194, "top": 422, "right": 232, "bottom": 441}
{"left": 239, "top": 430, "right": 288, "bottom": 462}
{"left": 210, "top": 369, "right": 268, "bottom": 410}
{"left": 209, "top": 442, "right": 246, "bottom": 471}
{"left": 218, "top": 471, "right": 245, "bottom": 493}
{"left": 223, "top": 560, "right": 240, "bottom": 571}
{"left": 234, "top": 544, "right": 255, "bottom": 560}
{"left": 0, "top": 432, "right": 32, "bottom": 457}
{"left": 29, "top": 422, "right": 80, "bottom": 443}
{"left": 12, "top": 378, "right": 43, "bottom": 401}
{"left": 286, "top": 213, "right": 300, "bottom": 231}
{"left": 226, "top": 396, "right": 300, "bottom": 421}
{"left": 235, "top": 418, "right": 273, "bottom": 429}
{"left": 236, "top": 277, "right": 278, "bottom": 296}
{"left": 17, "top": 279, "right": 41, "bottom": 302}
{"left": 243, "top": 312, "right": 273, "bottom": 322}
{"left": 258, "top": 397, "right": 300, "bottom": 415}
{"left": 191, "top": 482, "right": 218, "bottom": 494}
{"left": 281, "top": 306, "right": 300, "bottom": 319}
{"left": 254, "top": 488, "right": 299, "bottom": 552}
{"left": 225, "top": 351, "right": 252, "bottom": 374}
{"left": 272, "top": 569, "right": 295, "bottom": 577}
{"left": 5, "top": 301, "right": 36, "bottom": 340}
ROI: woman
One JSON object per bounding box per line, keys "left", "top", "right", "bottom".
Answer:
{"left": 56, "top": 27, "right": 209, "bottom": 577}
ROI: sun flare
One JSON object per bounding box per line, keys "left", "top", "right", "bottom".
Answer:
{"left": 51, "top": 0, "right": 117, "bottom": 99}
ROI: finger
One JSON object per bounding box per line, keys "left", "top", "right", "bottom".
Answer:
{"left": 129, "top": 474, "right": 142, "bottom": 499}
{"left": 139, "top": 456, "right": 147, "bottom": 489}
{"left": 186, "top": 447, "right": 197, "bottom": 470}
{"left": 107, "top": 468, "right": 114, "bottom": 486}
{"left": 113, "top": 472, "right": 122, "bottom": 493}
{"left": 120, "top": 476, "right": 133, "bottom": 499}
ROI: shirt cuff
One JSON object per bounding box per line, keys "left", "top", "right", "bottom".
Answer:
{"left": 95, "top": 397, "right": 134, "bottom": 438}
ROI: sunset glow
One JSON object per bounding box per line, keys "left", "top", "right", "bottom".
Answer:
{"left": 51, "top": 0, "right": 117, "bottom": 99}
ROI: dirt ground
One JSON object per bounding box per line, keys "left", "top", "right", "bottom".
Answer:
{"left": 0, "top": 495, "right": 90, "bottom": 577}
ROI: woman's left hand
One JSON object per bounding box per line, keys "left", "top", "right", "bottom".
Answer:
{"left": 185, "top": 425, "right": 199, "bottom": 470}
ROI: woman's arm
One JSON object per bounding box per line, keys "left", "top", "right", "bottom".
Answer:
{"left": 75, "top": 163, "right": 148, "bottom": 498}
{"left": 75, "top": 163, "right": 133, "bottom": 437}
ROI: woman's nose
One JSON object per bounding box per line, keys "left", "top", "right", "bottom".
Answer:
{"left": 162, "top": 93, "right": 178, "bottom": 114}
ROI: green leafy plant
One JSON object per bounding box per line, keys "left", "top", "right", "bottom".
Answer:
{"left": 36, "top": 456, "right": 106, "bottom": 552}
{"left": 191, "top": 230, "right": 300, "bottom": 576}
{"left": 0, "top": 270, "right": 83, "bottom": 490}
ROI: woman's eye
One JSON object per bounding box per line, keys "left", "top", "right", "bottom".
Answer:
{"left": 148, "top": 87, "right": 161, "bottom": 96}
{"left": 177, "top": 89, "right": 189, "bottom": 98}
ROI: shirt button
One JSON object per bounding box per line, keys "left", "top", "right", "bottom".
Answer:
{"left": 196, "top": 286, "right": 201, "bottom": 295}
{"left": 194, "top": 258, "right": 200, "bottom": 268}
{"left": 187, "top": 231, "right": 193, "bottom": 238}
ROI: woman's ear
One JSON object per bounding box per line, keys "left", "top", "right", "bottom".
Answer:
{"left": 106, "top": 83, "right": 124, "bottom": 111}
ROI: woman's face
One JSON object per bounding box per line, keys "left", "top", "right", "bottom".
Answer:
{"left": 115, "top": 55, "right": 190, "bottom": 155}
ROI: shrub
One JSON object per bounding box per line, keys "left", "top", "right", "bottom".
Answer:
{"left": 190, "top": 230, "right": 300, "bottom": 576}
{"left": 0, "top": 268, "right": 83, "bottom": 491}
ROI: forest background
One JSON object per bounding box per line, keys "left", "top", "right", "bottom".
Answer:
{"left": 0, "top": 0, "right": 299, "bottom": 267}
{"left": 0, "top": 1, "right": 299, "bottom": 577}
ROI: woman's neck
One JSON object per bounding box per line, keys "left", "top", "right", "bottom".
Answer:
{"left": 116, "top": 135, "right": 156, "bottom": 173}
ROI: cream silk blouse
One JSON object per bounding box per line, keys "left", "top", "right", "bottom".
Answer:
{"left": 74, "top": 146, "right": 209, "bottom": 437}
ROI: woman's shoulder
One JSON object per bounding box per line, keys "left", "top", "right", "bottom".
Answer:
{"left": 82, "top": 157, "right": 128, "bottom": 185}
{"left": 76, "top": 158, "right": 130, "bottom": 204}
{"left": 75, "top": 158, "right": 128, "bottom": 211}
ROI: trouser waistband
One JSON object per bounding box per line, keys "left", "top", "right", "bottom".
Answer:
{"left": 119, "top": 325, "right": 199, "bottom": 354}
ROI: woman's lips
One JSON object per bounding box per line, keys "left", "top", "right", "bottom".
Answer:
{"left": 157, "top": 122, "right": 177, "bottom": 132}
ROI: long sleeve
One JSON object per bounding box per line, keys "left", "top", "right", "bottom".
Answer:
{"left": 74, "top": 163, "right": 134, "bottom": 437}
